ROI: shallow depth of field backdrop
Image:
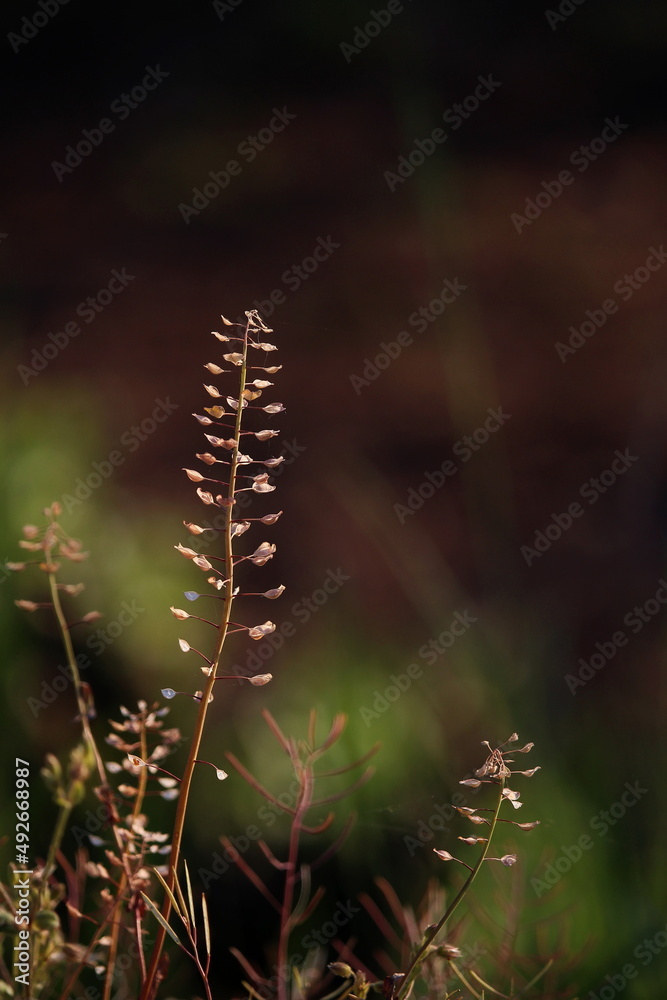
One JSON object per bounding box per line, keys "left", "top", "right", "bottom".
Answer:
{"left": 2, "top": 1, "right": 667, "bottom": 997}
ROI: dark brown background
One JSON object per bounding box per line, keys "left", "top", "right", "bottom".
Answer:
{"left": 2, "top": 2, "right": 667, "bottom": 997}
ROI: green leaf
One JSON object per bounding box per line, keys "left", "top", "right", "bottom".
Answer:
{"left": 140, "top": 893, "right": 182, "bottom": 947}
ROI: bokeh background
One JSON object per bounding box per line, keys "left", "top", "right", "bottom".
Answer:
{"left": 2, "top": 1, "right": 667, "bottom": 997}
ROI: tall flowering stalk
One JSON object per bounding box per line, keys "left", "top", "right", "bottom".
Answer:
{"left": 393, "top": 734, "right": 540, "bottom": 999}
{"left": 9, "top": 510, "right": 182, "bottom": 1000}
{"left": 141, "top": 310, "right": 286, "bottom": 999}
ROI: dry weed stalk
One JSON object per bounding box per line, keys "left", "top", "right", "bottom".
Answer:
{"left": 140, "top": 309, "right": 288, "bottom": 998}
{"left": 224, "top": 708, "right": 378, "bottom": 1000}
{"left": 7, "top": 510, "right": 182, "bottom": 999}
{"left": 5, "top": 311, "right": 554, "bottom": 1000}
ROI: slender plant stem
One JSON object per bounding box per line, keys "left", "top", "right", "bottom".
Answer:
{"left": 57, "top": 894, "right": 127, "bottom": 1000}
{"left": 277, "top": 763, "right": 313, "bottom": 1000}
{"left": 103, "top": 716, "right": 151, "bottom": 1000}
{"left": 395, "top": 780, "right": 505, "bottom": 999}
{"left": 46, "top": 528, "right": 141, "bottom": 997}
{"left": 141, "top": 318, "right": 250, "bottom": 1000}
{"left": 46, "top": 557, "right": 106, "bottom": 786}
{"left": 42, "top": 801, "right": 73, "bottom": 883}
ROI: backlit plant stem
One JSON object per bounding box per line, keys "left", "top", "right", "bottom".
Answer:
{"left": 277, "top": 763, "right": 313, "bottom": 1000}
{"left": 141, "top": 319, "right": 250, "bottom": 1000}
{"left": 396, "top": 778, "right": 505, "bottom": 999}
{"left": 46, "top": 529, "right": 139, "bottom": 999}
{"left": 46, "top": 547, "right": 106, "bottom": 786}
{"left": 103, "top": 719, "right": 151, "bottom": 1000}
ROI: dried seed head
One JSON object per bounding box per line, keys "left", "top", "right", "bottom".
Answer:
{"left": 328, "top": 963, "right": 354, "bottom": 979}
{"left": 173, "top": 309, "right": 287, "bottom": 714}
{"left": 175, "top": 544, "right": 198, "bottom": 559}
{"left": 260, "top": 511, "right": 283, "bottom": 524}
{"left": 249, "top": 542, "right": 276, "bottom": 566}
{"left": 183, "top": 522, "right": 207, "bottom": 535}
{"left": 501, "top": 788, "right": 522, "bottom": 809}
{"left": 15, "top": 599, "right": 39, "bottom": 612}
{"left": 183, "top": 468, "right": 205, "bottom": 482}
{"left": 250, "top": 341, "right": 277, "bottom": 352}
{"left": 252, "top": 478, "right": 276, "bottom": 494}
{"left": 438, "top": 944, "right": 463, "bottom": 960}
{"left": 248, "top": 673, "right": 272, "bottom": 686}
{"left": 248, "top": 621, "right": 276, "bottom": 639}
